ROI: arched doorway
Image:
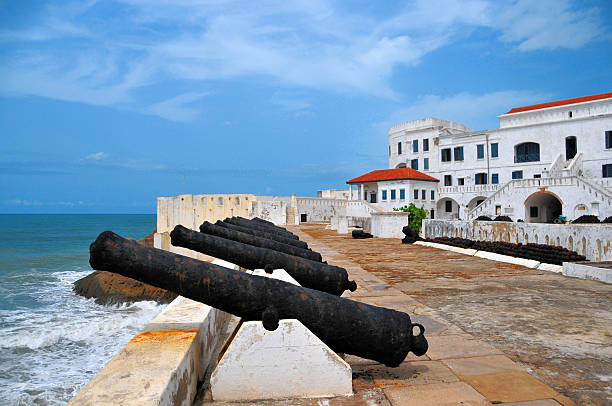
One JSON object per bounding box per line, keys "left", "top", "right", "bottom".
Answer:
{"left": 524, "top": 192, "right": 562, "bottom": 223}
{"left": 395, "top": 163, "right": 406, "bottom": 168}
{"left": 436, "top": 198, "right": 460, "bottom": 220}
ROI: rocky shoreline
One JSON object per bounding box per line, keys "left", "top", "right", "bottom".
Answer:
{"left": 73, "top": 230, "right": 178, "bottom": 305}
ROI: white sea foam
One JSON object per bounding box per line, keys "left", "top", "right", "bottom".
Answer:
{"left": 0, "top": 268, "right": 166, "bottom": 405}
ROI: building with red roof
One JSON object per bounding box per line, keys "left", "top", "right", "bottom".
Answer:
{"left": 374, "top": 91, "right": 612, "bottom": 222}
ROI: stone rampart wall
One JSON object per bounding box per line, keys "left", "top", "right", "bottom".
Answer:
{"left": 422, "top": 219, "right": 612, "bottom": 261}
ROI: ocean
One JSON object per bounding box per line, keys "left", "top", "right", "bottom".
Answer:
{"left": 0, "top": 214, "right": 165, "bottom": 405}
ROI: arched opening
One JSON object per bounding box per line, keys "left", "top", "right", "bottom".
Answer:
{"left": 467, "top": 196, "right": 488, "bottom": 212}
{"left": 515, "top": 142, "right": 540, "bottom": 163}
{"left": 524, "top": 192, "right": 562, "bottom": 223}
{"left": 565, "top": 136, "right": 577, "bottom": 160}
{"left": 395, "top": 162, "right": 407, "bottom": 168}
{"left": 568, "top": 236, "right": 573, "bottom": 251}
{"left": 436, "top": 198, "right": 460, "bottom": 220}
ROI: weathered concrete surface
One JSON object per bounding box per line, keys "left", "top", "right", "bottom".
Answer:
{"left": 299, "top": 225, "right": 611, "bottom": 406}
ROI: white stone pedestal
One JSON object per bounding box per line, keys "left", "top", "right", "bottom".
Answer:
{"left": 209, "top": 268, "right": 353, "bottom": 401}
{"left": 210, "top": 319, "right": 353, "bottom": 401}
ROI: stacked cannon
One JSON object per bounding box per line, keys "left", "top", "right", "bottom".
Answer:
{"left": 88, "top": 217, "right": 429, "bottom": 367}
{"left": 424, "top": 236, "right": 586, "bottom": 265}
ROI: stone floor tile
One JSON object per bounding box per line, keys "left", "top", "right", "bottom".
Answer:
{"left": 461, "top": 371, "right": 568, "bottom": 404}
{"left": 442, "top": 355, "right": 524, "bottom": 376}
{"left": 426, "top": 335, "right": 503, "bottom": 360}
{"left": 409, "top": 315, "right": 453, "bottom": 336}
{"left": 383, "top": 381, "right": 489, "bottom": 406}
{"left": 498, "top": 399, "right": 561, "bottom": 405}
{"left": 368, "top": 360, "right": 458, "bottom": 388}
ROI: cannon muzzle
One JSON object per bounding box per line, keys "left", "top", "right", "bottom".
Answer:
{"left": 89, "top": 231, "right": 427, "bottom": 367}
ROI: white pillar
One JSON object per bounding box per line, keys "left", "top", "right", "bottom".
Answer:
{"left": 348, "top": 184, "right": 352, "bottom": 200}
{"left": 359, "top": 184, "right": 364, "bottom": 201}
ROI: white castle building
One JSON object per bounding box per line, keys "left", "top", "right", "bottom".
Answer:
{"left": 347, "top": 91, "right": 612, "bottom": 223}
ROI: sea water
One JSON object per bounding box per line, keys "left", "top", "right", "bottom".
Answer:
{"left": 0, "top": 214, "right": 165, "bottom": 405}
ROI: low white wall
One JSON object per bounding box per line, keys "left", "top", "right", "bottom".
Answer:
{"left": 296, "top": 197, "right": 347, "bottom": 223}
{"left": 68, "top": 258, "right": 240, "bottom": 406}
{"left": 250, "top": 200, "right": 287, "bottom": 225}
{"left": 422, "top": 219, "right": 612, "bottom": 261}
{"left": 371, "top": 212, "right": 410, "bottom": 238}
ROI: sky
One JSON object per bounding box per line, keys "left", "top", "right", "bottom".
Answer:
{"left": 1, "top": 0, "right": 611, "bottom": 213}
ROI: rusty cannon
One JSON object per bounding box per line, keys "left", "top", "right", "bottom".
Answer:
{"left": 171, "top": 225, "right": 355, "bottom": 296}
{"left": 216, "top": 220, "right": 309, "bottom": 250}
{"left": 225, "top": 217, "right": 299, "bottom": 240}
{"left": 200, "top": 221, "right": 322, "bottom": 263}
{"left": 89, "top": 231, "right": 428, "bottom": 367}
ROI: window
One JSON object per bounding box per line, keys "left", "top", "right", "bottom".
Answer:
{"left": 512, "top": 170, "right": 523, "bottom": 179}
{"left": 457, "top": 178, "right": 465, "bottom": 186}
{"left": 495, "top": 205, "right": 502, "bottom": 216}
{"left": 606, "top": 131, "right": 612, "bottom": 149}
{"left": 382, "top": 190, "right": 387, "bottom": 200}
{"left": 390, "top": 189, "right": 396, "bottom": 200}
{"left": 424, "top": 158, "right": 429, "bottom": 170}
{"left": 399, "top": 189, "right": 405, "bottom": 200}
{"left": 534, "top": 174, "right": 541, "bottom": 179}
{"left": 441, "top": 148, "right": 451, "bottom": 162}
{"left": 453, "top": 146, "right": 464, "bottom": 161}
{"left": 218, "top": 197, "right": 223, "bottom": 205}
{"left": 430, "top": 190, "right": 435, "bottom": 200}
{"left": 530, "top": 206, "right": 539, "bottom": 218}
{"left": 411, "top": 159, "right": 418, "bottom": 170}
{"left": 430, "top": 209, "right": 435, "bottom": 219}
{"left": 477, "top": 144, "right": 484, "bottom": 159}
{"left": 421, "top": 190, "right": 426, "bottom": 200}
{"left": 514, "top": 142, "right": 540, "bottom": 163}
{"left": 413, "top": 139, "right": 419, "bottom": 153}
{"left": 397, "top": 142, "right": 402, "bottom": 155}
{"left": 423, "top": 138, "right": 429, "bottom": 151}
{"left": 491, "top": 143, "right": 499, "bottom": 158}
{"left": 569, "top": 111, "right": 573, "bottom": 118}
{"left": 414, "top": 189, "right": 419, "bottom": 200}
{"left": 475, "top": 173, "right": 488, "bottom": 185}
{"left": 389, "top": 146, "right": 391, "bottom": 156}
{"left": 603, "top": 164, "right": 612, "bottom": 178}
{"left": 492, "top": 173, "right": 499, "bottom": 184}
{"left": 444, "top": 175, "right": 452, "bottom": 186}
{"left": 364, "top": 192, "right": 368, "bottom": 200}
{"left": 445, "top": 200, "right": 452, "bottom": 213}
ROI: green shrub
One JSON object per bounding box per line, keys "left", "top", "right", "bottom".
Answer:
{"left": 393, "top": 203, "right": 428, "bottom": 234}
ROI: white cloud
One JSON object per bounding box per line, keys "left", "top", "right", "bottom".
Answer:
{"left": 146, "top": 92, "right": 208, "bottom": 122}
{"left": 491, "top": 0, "right": 603, "bottom": 51}
{"left": 0, "top": 0, "right": 605, "bottom": 118}
{"left": 4, "top": 199, "right": 43, "bottom": 206}
{"left": 85, "top": 152, "right": 110, "bottom": 160}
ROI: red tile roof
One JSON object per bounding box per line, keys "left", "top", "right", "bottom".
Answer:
{"left": 503, "top": 91, "right": 612, "bottom": 115}
{"left": 347, "top": 168, "right": 439, "bottom": 184}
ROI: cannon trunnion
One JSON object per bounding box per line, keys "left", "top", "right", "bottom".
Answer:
{"left": 89, "top": 231, "right": 428, "bottom": 367}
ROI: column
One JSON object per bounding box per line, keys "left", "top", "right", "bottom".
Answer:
{"left": 348, "top": 184, "right": 352, "bottom": 200}
{"left": 360, "top": 184, "right": 364, "bottom": 201}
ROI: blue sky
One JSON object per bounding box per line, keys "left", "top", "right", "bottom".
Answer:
{"left": 1, "top": 0, "right": 611, "bottom": 213}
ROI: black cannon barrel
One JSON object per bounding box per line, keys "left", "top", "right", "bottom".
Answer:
{"left": 89, "top": 231, "right": 427, "bottom": 367}
{"left": 216, "top": 220, "right": 309, "bottom": 250}
{"left": 172, "top": 225, "right": 354, "bottom": 296}
{"left": 251, "top": 217, "right": 276, "bottom": 227}
{"left": 236, "top": 216, "right": 297, "bottom": 236}
{"left": 200, "top": 221, "right": 322, "bottom": 262}
{"left": 226, "top": 217, "right": 298, "bottom": 240}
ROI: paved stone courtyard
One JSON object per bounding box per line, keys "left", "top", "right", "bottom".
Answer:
{"left": 195, "top": 224, "right": 610, "bottom": 405}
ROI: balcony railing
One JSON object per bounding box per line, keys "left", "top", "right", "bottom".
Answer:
{"left": 514, "top": 153, "right": 540, "bottom": 163}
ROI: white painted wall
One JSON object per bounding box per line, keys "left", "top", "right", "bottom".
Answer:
{"left": 422, "top": 219, "right": 612, "bottom": 261}
{"left": 371, "top": 212, "right": 411, "bottom": 238}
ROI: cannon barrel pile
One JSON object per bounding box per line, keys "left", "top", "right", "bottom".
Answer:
{"left": 89, "top": 231, "right": 427, "bottom": 367}
{"left": 171, "top": 225, "right": 356, "bottom": 295}
{"left": 199, "top": 221, "right": 322, "bottom": 262}
{"left": 225, "top": 217, "right": 299, "bottom": 240}
{"left": 424, "top": 237, "right": 586, "bottom": 265}
{"left": 215, "top": 220, "right": 309, "bottom": 249}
